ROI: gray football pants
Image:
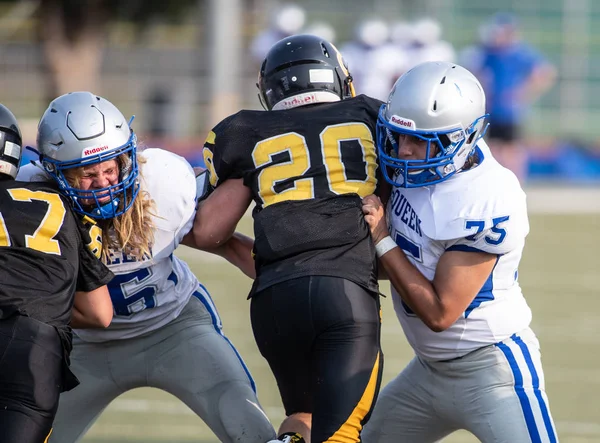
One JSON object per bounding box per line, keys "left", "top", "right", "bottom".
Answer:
{"left": 362, "top": 328, "right": 558, "bottom": 443}
{"left": 48, "top": 292, "right": 276, "bottom": 443}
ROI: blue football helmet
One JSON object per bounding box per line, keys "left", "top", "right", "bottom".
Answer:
{"left": 377, "top": 61, "right": 488, "bottom": 188}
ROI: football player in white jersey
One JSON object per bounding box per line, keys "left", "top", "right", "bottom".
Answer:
{"left": 360, "top": 62, "right": 558, "bottom": 442}
{"left": 17, "top": 92, "right": 277, "bottom": 443}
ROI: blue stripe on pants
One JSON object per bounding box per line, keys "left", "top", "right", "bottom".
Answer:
{"left": 496, "top": 340, "right": 542, "bottom": 443}
{"left": 512, "top": 334, "right": 557, "bottom": 443}
{"left": 192, "top": 285, "right": 257, "bottom": 393}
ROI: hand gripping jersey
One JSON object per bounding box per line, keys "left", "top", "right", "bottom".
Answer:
{"left": 387, "top": 140, "right": 532, "bottom": 360}
{"left": 18, "top": 149, "right": 202, "bottom": 342}
{"left": 203, "top": 95, "right": 383, "bottom": 294}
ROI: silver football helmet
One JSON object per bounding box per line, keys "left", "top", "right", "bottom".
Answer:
{"left": 35, "top": 91, "right": 139, "bottom": 219}
{"left": 377, "top": 61, "right": 488, "bottom": 187}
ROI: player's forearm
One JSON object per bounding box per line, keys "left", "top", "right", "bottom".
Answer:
{"left": 524, "top": 65, "right": 556, "bottom": 102}
{"left": 213, "top": 232, "right": 256, "bottom": 279}
{"left": 379, "top": 248, "right": 452, "bottom": 332}
{"left": 71, "top": 306, "right": 106, "bottom": 328}
{"left": 191, "top": 178, "right": 251, "bottom": 249}
{"left": 190, "top": 199, "right": 235, "bottom": 249}
{"left": 71, "top": 287, "right": 113, "bottom": 329}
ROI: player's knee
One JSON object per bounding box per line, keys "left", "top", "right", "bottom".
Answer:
{"left": 217, "top": 381, "right": 276, "bottom": 442}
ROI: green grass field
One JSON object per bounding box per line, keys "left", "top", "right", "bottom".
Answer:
{"left": 81, "top": 212, "right": 600, "bottom": 443}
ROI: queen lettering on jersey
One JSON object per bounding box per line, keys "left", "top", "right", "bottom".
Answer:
{"left": 18, "top": 149, "right": 204, "bottom": 342}
{"left": 388, "top": 140, "right": 532, "bottom": 361}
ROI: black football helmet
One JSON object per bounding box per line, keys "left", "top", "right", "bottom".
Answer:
{"left": 257, "top": 34, "right": 355, "bottom": 111}
{"left": 0, "top": 104, "right": 22, "bottom": 180}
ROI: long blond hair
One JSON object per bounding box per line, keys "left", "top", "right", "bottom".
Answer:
{"left": 65, "top": 153, "right": 156, "bottom": 262}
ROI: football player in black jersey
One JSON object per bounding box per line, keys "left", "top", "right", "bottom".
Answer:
{"left": 192, "top": 34, "right": 384, "bottom": 443}
{"left": 0, "top": 104, "right": 114, "bottom": 443}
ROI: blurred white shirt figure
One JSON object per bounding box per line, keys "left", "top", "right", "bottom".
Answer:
{"left": 390, "top": 21, "right": 415, "bottom": 52}
{"left": 341, "top": 19, "right": 406, "bottom": 101}
{"left": 250, "top": 3, "right": 306, "bottom": 63}
{"left": 405, "top": 18, "right": 455, "bottom": 69}
{"left": 303, "top": 21, "right": 337, "bottom": 43}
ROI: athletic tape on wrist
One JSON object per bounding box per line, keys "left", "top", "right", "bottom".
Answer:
{"left": 375, "top": 235, "right": 398, "bottom": 258}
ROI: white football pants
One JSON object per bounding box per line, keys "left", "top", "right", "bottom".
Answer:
{"left": 49, "top": 290, "right": 276, "bottom": 443}
{"left": 362, "top": 327, "right": 558, "bottom": 443}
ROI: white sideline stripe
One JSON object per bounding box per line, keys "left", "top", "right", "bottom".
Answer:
{"left": 106, "top": 398, "right": 599, "bottom": 436}
{"left": 524, "top": 186, "right": 600, "bottom": 214}
{"left": 108, "top": 398, "right": 285, "bottom": 419}
{"left": 183, "top": 186, "right": 600, "bottom": 264}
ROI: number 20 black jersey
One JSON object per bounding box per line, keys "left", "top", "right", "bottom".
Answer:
{"left": 203, "top": 95, "right": 383, "bottom": 293}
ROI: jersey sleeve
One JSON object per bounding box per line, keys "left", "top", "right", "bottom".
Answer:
{"left": 445, "top": 199, "right": 529, "bottom": 255}
{"left": 140, "top": 148, "right": 197, "bottom": 257}
{"left": 74, "top": 213, "right": 114, "bottom": 291}
{"left": 202, "top": 113, "right": 246, "bottom": 187}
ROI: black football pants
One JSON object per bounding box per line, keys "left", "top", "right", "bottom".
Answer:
{"left": 0, "top": 314, "right": 64, "bottom": 442}
{"left": 251, "top": 276, "right": 383, "bottom": 443}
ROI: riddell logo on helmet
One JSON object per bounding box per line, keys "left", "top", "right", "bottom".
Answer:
{"left": 82, "top": 145, "right": 110, "bottom": 156}
{"left": 390, "top": 115, "right": 416, "bottom": 130}
{"left": 280, "top": 93, "right": 318, "bottom": 109}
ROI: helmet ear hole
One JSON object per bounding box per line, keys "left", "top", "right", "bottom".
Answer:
{"left": 466, "top": 131, "right": 477, "bottom": 145}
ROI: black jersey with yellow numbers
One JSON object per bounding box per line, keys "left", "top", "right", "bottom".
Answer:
{"left": 203, "top": 95, "right": 384, "bottom": 293}
{"left": 0, "top": 180, "right": 114, "bottom": 333}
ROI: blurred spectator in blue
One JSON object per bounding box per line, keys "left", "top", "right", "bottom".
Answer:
{"left": 475, "top": 12, "right": 557, "bottom": 182}
{"left": 458, "top": 23, "right": 492, "bottom": 73}
{"left": 250, "top": 3, "right": 306, "bottom": 64}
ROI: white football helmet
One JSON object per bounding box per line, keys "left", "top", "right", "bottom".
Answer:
{"left": 377, "top": 61, "right": 488, "bottom": 187}
{"left": 35, "top": 91, "right": 140, "bottom": 219}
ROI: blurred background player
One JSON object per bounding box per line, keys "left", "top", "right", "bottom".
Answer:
{"left": 361, "top": 61, "right": 557, "bottom": 442}
{"left": 193, "top": 34, "right": 384, "bottom": 443}
{"left": 472, "top": 12, "right": 557, "bottom": 182}
{"left": 17, "top": 92, "right": 276, "bottom": 443}
{"left": 340, "top": 18, "right": 407, "bottom": 101}
{"left": 403, "top": 18, "right": 456, "bottom": 69}
{"left": 250, "top": 3, "right": 306, "bottom": 64}
{"left": 0, "top": 103, "right": 114, "bottom": 443}
{"left": 303, "top": 21, "right": 337, "bottom": 43}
